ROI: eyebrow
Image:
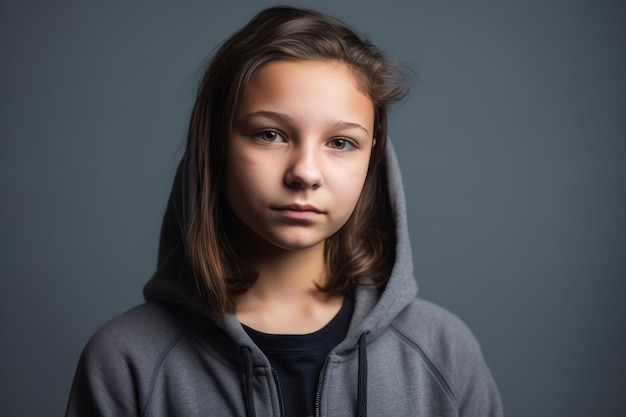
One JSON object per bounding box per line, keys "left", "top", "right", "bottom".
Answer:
{"left": 243, "top": 110, "right": 370, "bottom": 136}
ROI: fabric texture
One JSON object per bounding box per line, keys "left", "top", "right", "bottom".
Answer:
{"left": 66, "top": 141, "right": 503, "bottom": 417}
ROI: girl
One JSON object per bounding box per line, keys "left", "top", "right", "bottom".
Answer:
{"left": 66, "top": 6, "right": 502, "bottom": 417}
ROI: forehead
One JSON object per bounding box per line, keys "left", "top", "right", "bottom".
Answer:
{"left": 236, "top": 60, "right": 374, "bottom": 132}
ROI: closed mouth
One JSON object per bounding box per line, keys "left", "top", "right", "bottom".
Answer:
{"left": 274, "top": 204, "right": 324, "bottom": 213}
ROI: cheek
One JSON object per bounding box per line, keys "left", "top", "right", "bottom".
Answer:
{"left": 226, "top": 151, "right": 253, "bottom": 209}
{"left": 331, "top": 161, "right": 371, "bottom": 212}
{"left": 227, "top": 150, "right": 257, "bottom": 191}
{"left": 226, "top": 150, "right": 277, "bottom": 208}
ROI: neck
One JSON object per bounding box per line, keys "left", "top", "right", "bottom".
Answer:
{"left": 234, "top": 228, "right": 344, "bottom": 334}
{"left": 237, "top": 234, "right": 327, "bottom": 303}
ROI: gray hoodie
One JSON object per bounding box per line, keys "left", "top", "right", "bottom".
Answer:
{"left": 66, "top": 142, "right": 503, "bottom": 417}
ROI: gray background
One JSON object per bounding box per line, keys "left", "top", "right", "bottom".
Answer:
{"left": 1, "top": 0, "right": 624, "bottom": 416}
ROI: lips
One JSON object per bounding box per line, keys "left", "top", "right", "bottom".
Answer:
{"left": 272, "top": 203, "right": 324, "bottom": 220}
{"left": 276, "top": 204, "right": 323, "bottom": 213}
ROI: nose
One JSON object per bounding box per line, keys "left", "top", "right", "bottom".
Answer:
{"left": 284, "top": 144, "right": 323, "bottom": 190}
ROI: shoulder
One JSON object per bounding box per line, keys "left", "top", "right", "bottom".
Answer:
{"left": 76, "top": 302, "right": 191, "bottom": 386}
{"left": 390, "top": 297, "right": 504, "bottom": 416}
{"left": 82, "top": 302, "right": 187, "bottom": 364}
{"left": 66, "top": 302, "right": 191, "bottom": 416}
{"left": 391, "top": 297, "right": 485, "bottom": 372}
{"left": 392, "top": 297, "right": 478, "bottom": 351}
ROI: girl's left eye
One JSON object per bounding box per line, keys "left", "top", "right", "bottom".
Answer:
{"left": 327, "top": 138, "right": 355, "bottom": 150}
{"left": 253, "top": 130, "right": 285, "bottom": 143}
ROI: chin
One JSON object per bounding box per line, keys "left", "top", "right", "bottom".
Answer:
{"left": 262, "top": 232, "right": 328, "bottom": 252}
{"left": 268, "top": 238, "right": 325, "bottom": 252}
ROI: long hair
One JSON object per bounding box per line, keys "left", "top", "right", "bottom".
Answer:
{"left": 186, "top": 6, "right": 409, "bottom": 318}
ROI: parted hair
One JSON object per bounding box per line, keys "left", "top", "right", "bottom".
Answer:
{"left": 185, "top": 6, "right": 409, "bottom": 318}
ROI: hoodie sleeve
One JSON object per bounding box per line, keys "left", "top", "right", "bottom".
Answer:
{"left": 65, "top": 326, "right": 140, "bottom": 417}
{"left": 65, "top": 303, "right": 185, "bottom": 417}
{"left": 451, "top": 322, "right": 504, "bottom": 417}
{"left": 394, "top": 298, "right": 504, "bottom": 417}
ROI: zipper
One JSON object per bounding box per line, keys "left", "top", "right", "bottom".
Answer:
{"left": 271, "top": 368, "right": 285, "bottom": 417}
{"left": 314, "top": 356, "right": 331, "bottom": 417}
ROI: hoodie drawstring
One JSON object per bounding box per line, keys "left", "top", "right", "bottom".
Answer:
{"left": 242, "top": 347, "right": 257, "bottom": 417}
{"left": 357, "top": 332, "right": 369, "bottom": 417}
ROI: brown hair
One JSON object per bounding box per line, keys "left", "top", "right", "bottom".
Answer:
{"left": 185, "top": 6, "right": 409, "bottom": 318}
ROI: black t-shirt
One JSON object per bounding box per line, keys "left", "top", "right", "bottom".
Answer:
{"left": 243, "top": 296, "right": 353, "bottom": 417}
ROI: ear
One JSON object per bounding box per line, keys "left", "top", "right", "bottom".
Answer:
{"left": 372, "top": 138, "right": 377, "bottom": 148}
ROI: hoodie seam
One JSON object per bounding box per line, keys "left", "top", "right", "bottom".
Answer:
{"left": 140, "top": 330, "right": 187, "bottom": 417}
{"left": 389, "top": 324, "right": 459, "bottom": 411}
{"left": 189, "top": 328, "right": 249, "bottom": 372}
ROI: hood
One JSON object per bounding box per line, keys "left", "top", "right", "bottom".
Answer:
{"left": 144, "top": 139, "right": 417, "bottom": 354}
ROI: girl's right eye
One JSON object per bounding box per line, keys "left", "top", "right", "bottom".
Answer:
{"left": 253, "top": 130, "right": 285, "bottom": 143}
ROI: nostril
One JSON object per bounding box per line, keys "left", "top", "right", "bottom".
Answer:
{"left": 285, "top": 172, "right": 322, "bottom": 190}
{"left": 284, "top": 158, "right": 323, "bottom": 189}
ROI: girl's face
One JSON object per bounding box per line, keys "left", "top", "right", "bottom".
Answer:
{"left": 226, "top": 60, "right": 375, "bottom": 252}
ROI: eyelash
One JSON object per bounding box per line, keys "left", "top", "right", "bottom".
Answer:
{"left": 253, "top": 130, "right": 286, "bottom": 143}
{"left": 252, "top": 130, "right": 357, "bottom": 151}
{"left": 327, "top": 138, "right": 356, "bottom": 150}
